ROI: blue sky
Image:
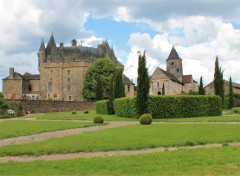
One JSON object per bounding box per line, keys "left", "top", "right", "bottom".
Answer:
{"left": 1, "top": 0, "right": 240, "bottom": 91}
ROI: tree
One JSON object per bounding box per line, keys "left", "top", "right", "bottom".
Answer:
{"left": 229, "top": 76, "right": 234, "bottom": 109}
{"left": 113, "top": 68, "right": 125, "bottom": 99}
{"left": 108, "top": 76, "right": 115, "bottom": 114}
{"left": 198, "top": 76, "right": 205, "bottom": 95}
{"left": 95, "top": 76, "right": 103, "bottom": 101}
{"left": 137, "top": 51, "right": 150, "bottom": 117}
{"left": 0, "top": 98, "right": 9, "bottom": 115}
{"left": 0, "top": 92, "right": 2, "bottom": 98}
{"left": 162, "top": 83, "right": 165, "bottom": 95}
{"left": 214, "top": 56, "right": 224, "bottom": 105}
{"left": 82, "top": 58, "right": 118, "bottom": 100}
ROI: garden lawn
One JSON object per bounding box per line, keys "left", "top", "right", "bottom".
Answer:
{"left": 1, "top": 123, "right": 240, "bottom": 156}
{"left": 24, "top": 110, "right": 240, "bottom": 122}
{"left": 0, "top": 120, "right": 96, "bottom": 139}
{"left": 0, "top": 146, "right": 240, "bottom": 175}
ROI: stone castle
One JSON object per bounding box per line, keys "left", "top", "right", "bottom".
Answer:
{"left": 150, "top": 46, "right": 198, "bottom": 95}
{"left": 2, "top": 34, "right": 135, "bottom": 100}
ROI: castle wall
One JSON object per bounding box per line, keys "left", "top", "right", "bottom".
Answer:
{"left": 2, "top": 79, "right": 22, "bottom": 99}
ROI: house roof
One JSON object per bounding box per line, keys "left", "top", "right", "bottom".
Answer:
{"left": 158, "top": 67, "right": 182, "bottom": 84}
{"left": 3, "top": 72, "right": 23, "bottom": 80}
{"left": 182, "top": 75, "right": 192, "bottom": 84}
{"left": 123, "top": 74, "right": 135, "bottom": 85}
{"left": 204, "top": 80, "right": 240, "bottom": 89}
{"left": 167, "top": 46, "right": 181, "bottom": 60}
{"left": 22, "top": 72, "right": 40, "bottom": 80}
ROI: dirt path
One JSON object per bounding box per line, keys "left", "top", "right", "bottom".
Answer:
{"left": 0, "top": 142, "right": 239, "bottom": 163}
{"left": 0, "top": 121, "right": 138, "bottom": 146}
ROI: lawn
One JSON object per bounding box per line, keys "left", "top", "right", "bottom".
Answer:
{"left": 1, "top": 123, "right": 240, "bottom": 156}
{"left": 0, "top": 146, "right": 240, "bottom": 175}
{"left": 24, "top": 109, "right": 240, "bottom": 122}
{"left": 0, "top": 120, "right": 96, "bottom": 139}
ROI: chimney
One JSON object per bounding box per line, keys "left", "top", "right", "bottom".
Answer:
{"left": 60, "top": 43, "right": 64, "bottom": 48}
{"left": 9, "top": 67, "right": 14, "bottom": 79}
{"left": 71, "top": 39, "right": 77, "bottom": 46}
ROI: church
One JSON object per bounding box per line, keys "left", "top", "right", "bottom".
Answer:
{"left": 2, "top": 34, "right": 135, "bottom": 101}
{"left": 150, "top": 46, "right": 198, "bottom": 95}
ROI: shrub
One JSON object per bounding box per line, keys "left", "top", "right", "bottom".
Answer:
{"left": 72, "top": 111, "right": 76, "bottom": 114}
{"left": 95, "top": 100, "right": 109, "bottom": 114}
{"left": 0, "top": 98, "right": 9, "bottom": 115}
{"left": 114, "top": 97, "right": 138, "bottom": 118}
{"left": 94, "top": 116, "right": 104, "bottom": 123}
{"left": 84, "top": 110, "right": 89, "bottom": 114}
{"left": 139, "top": 114, "right": 152, "bottom": 125}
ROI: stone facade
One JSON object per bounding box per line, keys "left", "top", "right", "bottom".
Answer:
{"left": 204, "top": 80, "right": 240, "bottom": 95}
{"left": 3, "top": 34, "right": 135, "bottom": 101}
{"left": 150, "top": 47, "right": 198, "bottom": 95}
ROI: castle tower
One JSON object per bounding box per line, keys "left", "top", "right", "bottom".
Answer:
{"left": 38, "top": 39, "right": 45, "bottom": 71}
{"left": 166, "top": 46, "right": 183, "bottom": 80}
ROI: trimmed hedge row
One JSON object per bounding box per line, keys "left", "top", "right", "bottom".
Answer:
{"left": 113, "top": 97, "right": 138, "bottom": 118}
{"left": 95, "top": 100, "right": 109, "bottom": 115}
{"left": 113, "top": 95, "right": 222, "bottom": 119}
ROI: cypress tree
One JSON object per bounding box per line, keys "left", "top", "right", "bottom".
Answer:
{"left": 96, "top": 76, "right": 103, "bottom": 101}
{"left": 108, "top": 76, "right": 114, "bottom": 114}
{"left": 162, "top": 83, "right": 165, "bottom": 95}
{"left": 113, "top": 68, "right": 125, "bottom": 99}
{"left": 229, "top": 76, "right": 234, "bottom": 109}
{"left": 198, "top": 76, "right": 205, "bottom": 95}
{"left": 137, "top": 51, "right": 150, "bottom": 117}
{"left": 214, "top": 56, "right": 224, "bottom": 105}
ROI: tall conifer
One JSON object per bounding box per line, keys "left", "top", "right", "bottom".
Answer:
{"left": 229, "top": 76, "right": 234, "bottom": 109}
{"left": 96, "top": 76, "right": 103, "bottom": 101}
{"left": 162, "top": 83, "right": 165, "bottom": 95}
{"left": 137, "top": 51, "right": 150, "bottom": 117}
{"left": 199, "top": 76, "right": 205, "bottom": 95}
{"left": 214, "top": 56, "right": 224, "bottom": 105}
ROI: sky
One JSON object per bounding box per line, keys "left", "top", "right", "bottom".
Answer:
{"left": 1, "top": 0, "right": 240, "bottom": 91}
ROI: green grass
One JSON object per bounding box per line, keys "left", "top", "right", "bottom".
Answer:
{"left": 26, "top": 110, "right": 138, "bottom": 121}
{"left": 0, "top": 120, "right": 96, "bottom": 139}
{"left": 1, "top": 123, "right": 240, "bottom": 156}
{"left": 0, "top": 146, "right": 240, "bottom": 175}
{"left": 24, "top": 110, "right": 240, "bottom": 122}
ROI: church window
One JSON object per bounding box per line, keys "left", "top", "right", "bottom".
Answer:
{"left": 128, "top": 85, "right": 130, "bottom": 92}
{"left": 157, "top": 82, "right": 160, "bottom": 89}
{"left": 67, "top": 70, "right": 70, "bottom": 74}
{"left": 67, "top": 78, "right": 70, "bottom": 82}
{"left": 48, "top": 82, "right": 53, "bottom": 91}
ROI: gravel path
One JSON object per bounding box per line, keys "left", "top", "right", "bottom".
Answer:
{"left": 0, "top": 121, "right": 138, "bottom": 146}
{"left": 0, "top": 142, "right": 239, "bottom": 163}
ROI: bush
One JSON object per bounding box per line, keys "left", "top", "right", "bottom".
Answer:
{"left": 139, "top": 114, "right": 152, "bottom": 125}
{"left": 8, "top": 101, "right": 25, "bottom": 117}
{"left": 0, "top": 98, "right": 9, "bottom": 115}
{"left": 95, "top": 100, "right": 109, "bottom": 114}
{"left": 94, "top": 116, "right": 104, "bottom": 123}
{"left": 113, "top": 97, "right": 138, "bottom": 118}
{"left": 84, "top": 110, "right": 89, "bottom": 114}
{"left": 72, "top": 111, "right": 76, "bottom": 114}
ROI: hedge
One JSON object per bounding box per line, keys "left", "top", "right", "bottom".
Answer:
{"left": 223, "top": 96, "right": 236, "bottom": 110}
{"left": 95, "top": 100, "right": 109, "bottom": 115}
{"left": 114, "top": 95, "right": 222, "bottom": 119}
{"left": 113, "top": 97, "right": 138, "bottom": 118}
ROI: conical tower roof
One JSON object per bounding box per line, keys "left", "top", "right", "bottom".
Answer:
{"left": 46, "top": 33, "right": 56, "bottom": 53}
{"left": 167, "top": 46, "right": 181, "bottom": 60}
{"left": 40, "top": 39, "right": 45, "bottom": 50}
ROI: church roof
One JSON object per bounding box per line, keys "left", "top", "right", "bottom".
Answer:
{"left": 124, "top": 74, "right": 135, "bottom": 85}
{"left": 167, "top": 46, "right": 181, "bottom": 60}
{"left": 182, "top": 75, "right": 192, "bottom": 84}
{"left": 158, "top": 68, "right": 182, "bottom": 84}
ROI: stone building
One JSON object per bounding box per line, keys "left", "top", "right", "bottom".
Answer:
{"left": 3, "top": 34, "right": 134, "bottom": 101}
{"left": 150, "top": 46, "right": 198, "bottom": 95}
{"left": 204, "top": 80, "right": 240, "bottom": 95}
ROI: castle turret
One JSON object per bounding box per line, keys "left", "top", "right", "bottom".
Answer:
{"left": 38, "top": 39, "right": 46, "bottom": 71}
{"left": 46, "top": 33, "right": 56, "bottom": 54}
{"left": 166, "top": 46, "right": 183, "bottom": 80}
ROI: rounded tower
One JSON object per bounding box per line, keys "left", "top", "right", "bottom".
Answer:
{"left": 38, "top": 39, "right": 46, "bottom": 71}
{"left": 166, "top": 46, "right": 183, "bottom": 80}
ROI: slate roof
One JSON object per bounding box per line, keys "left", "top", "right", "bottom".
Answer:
{"left": 22, "top": 72, "right": 40, "bottom": 80}
{"left": 124, "top": 74, "right": 135, "bottom": 85}
{"left": 40, "top": 39, "right": 45, "bottom": 50}
{"left": 167, "top": 46, "right": 181, "bottom": 60}
{"left": 158, "top": 68, "right": 182, "bottom": 84}
{"left": 3, "top": 72, "right": 23, "bottom": 80}
{"left": 182, "top": 75, "right": 192, "bottom": 84}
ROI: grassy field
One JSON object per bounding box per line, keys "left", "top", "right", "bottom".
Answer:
{"left": 0, "top": 146, "right": 240, "bottom": 175}
{"left": 24, "top": 109, "right": 240, "bottom": 122}
{"left": 0, "top": 120, "right": 96, "bottom": 139}
{"left": 1, "top": 123, "right": 240, "bottom": 156}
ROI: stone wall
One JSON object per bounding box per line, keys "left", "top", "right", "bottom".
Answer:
{"left": 5, "top": 100, "right": 95, "bottom": 113}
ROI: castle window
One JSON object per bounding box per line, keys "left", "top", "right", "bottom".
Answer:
{"left": 67, "top": 78, "right": 70, "bottom": 82}
{"left": 54, "top": 94, "right": 57, "bottom": 98}
{"left": 48, "top": 94, "right": 50, "bottom": 97}
{"left": 128, "top": 85, "right": 130, "bottom": 92}
{"left": 171, "top": 62, "right": 174, "bottom": 65}
{"left": 157, "top": 82, "right": 160, "bottom": 89}
{"left": 177, "top": 68, "right": 179, "bottom": 72}
{"left": 28, "top": 85, "right": 32, "bottom": 92}
{"left": 48, "top": 82, "right": 53, "bottom": 91}
{"left": 68, "top": 86, "right": 70, "bottom": 91}
{"left": 69, "top": 96, "right": 72, "bottom": 101}
{"left": 50, "top": 69, "right": 53, "bottom": 74}
{"left": 67, "top": 70, "right": 70, "bottom": 74}
{"left": 50, "top": 78, "right": 53, "bottom": 81}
